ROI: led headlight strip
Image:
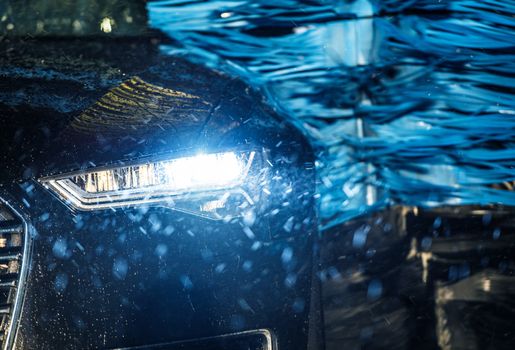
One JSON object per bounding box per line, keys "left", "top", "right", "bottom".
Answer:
{"left": 40, "top": 151, "right": 256, "bottom": 211}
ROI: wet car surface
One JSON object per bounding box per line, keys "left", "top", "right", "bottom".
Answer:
{"left": 1, "top": 1, "right": 514, "bottom": 349}
{"left": 1, "top": 33, "right": 319, "bottom": 349}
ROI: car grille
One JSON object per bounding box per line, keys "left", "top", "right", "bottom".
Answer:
{"left": 0, "top": 201, "right": 28, "bottom": 349}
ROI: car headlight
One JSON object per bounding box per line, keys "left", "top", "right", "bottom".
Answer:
{"left": 39, "top": 151, "right": 262, "bottom": 218}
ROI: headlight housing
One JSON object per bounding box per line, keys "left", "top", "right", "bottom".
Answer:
{"left": 40, "top": 151, "right": 262, "bottom": 218}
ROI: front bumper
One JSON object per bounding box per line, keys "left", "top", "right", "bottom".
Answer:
{"left": 3, "top": 180, "right": 318, "bottom": 350}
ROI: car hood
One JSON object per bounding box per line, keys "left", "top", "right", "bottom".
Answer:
{"left": 0, "top": 35, "right": 298, "bottom": 182}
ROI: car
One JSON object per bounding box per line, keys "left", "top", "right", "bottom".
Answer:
{"left": 1, "top": 1, "right": 514, "bottom": 349}
{"left": 0, "top": 8, "right": 318, "bottom": 348}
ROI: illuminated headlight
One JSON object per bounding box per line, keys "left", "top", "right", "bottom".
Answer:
{"left": 40, "top": 151, "right": 259, "bottom": 216}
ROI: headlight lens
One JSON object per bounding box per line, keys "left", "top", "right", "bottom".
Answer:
{"left": 40, "top": 151, "right": 258, "bottom": 215}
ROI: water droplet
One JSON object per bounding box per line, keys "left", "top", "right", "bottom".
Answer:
{"left": 433, "top": 217, "right": 442, "bottom": 229}
{"left": 215, "top": 263, "right": 226, "bottom": 273}
{"left": 367, "top": 279, "right": 382, "bottom": 300}
{"left": 482, "top": 213, "right": 492, "bottom": 226}
{"left": 283, "top": 216, "right": 294, "bottom": 232}
{"left": 292, "top": 298, "right": 305, "bottom": 313}
{"left": 54, "top": 273, "right": 68, "bottom": 293}
{"left": 352, "top": 225, "right": 370, "bottom": 249}
{"left": 230, "top": 314, "right": 245, "bottom": 331}
{"left": 285, "top": 273, "right": 297, "bottom": 288}
{"left": 180, "top": 275, "right": 193, "bottom": 290}
{"left": 281, "top": 247, "right": 293, "bottom": 264}
{"left": 421, "top": 237, "right": 432, "bottom": 251}
{"left": 52, "top": 238, "right": 70, "bottom": 259}
{"left": 112, "top": 258, "right": 128, "bottom": 280}
{"left": 243, "top": 226, "right": 255, "bottom": 240}
{"left": 242, "top": 260, "right": 253, "bottom": 272}
{"left": 243, "top": 210, "right": 256, "bottom": 227}
{"left": 155, "top": 244, "right": 168, "bottom": 257}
